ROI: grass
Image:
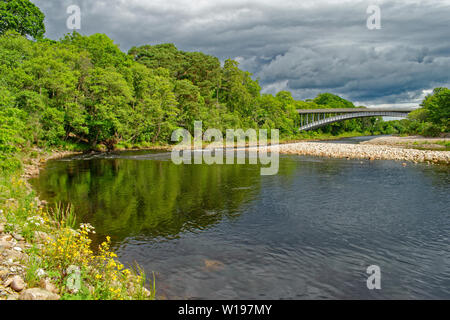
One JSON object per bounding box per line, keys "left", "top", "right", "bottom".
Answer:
{"left": 408, "top": 140, "right": 450, "bottom": 151}
{"left": 48, "top": 203, "right": 77, "bottom": 229}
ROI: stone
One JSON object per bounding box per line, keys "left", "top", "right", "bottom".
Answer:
{"left": 34, "top": 231, "right": 52, "bottom": 243}
{"left": 1, "top": 234, "right": 12, "bottom": 242}
{"left": 204, "top": 259, "right": 225, "bottom": 272}
{"left": 19, "top": 288, "right": 60, "bottom": 300}
{"left": 13, "top": 234, "right": 24, "bottom": 241}
{"left": 0, "top": 269, "right": 9, "bottom": 280}
{"left": 10, "top": 276, "right": 25, "bottom": 292}
{"left": 39, "top": 278, "right": 58, "bottom": 294}
{"left": 4, "top": 249, "right": 22, "bottom": 262}
{"left": 6, "top": 294, "right": 18, "bottom": 300}
{"left": 0, "top": 240, "right": 12, "bottom": 250}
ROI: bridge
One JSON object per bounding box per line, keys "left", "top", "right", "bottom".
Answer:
{"left": 297, "top": 107, "right": 415, "bottom": 131}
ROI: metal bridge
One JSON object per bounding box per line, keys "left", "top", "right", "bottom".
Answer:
{"left": 297, "top": 108, "right": 415, "bottom": 131}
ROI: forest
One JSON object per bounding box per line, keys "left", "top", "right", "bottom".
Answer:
{"left": 0, "top": 0, "right": 449, "bottom": 171}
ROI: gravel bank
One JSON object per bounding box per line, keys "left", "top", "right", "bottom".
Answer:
{"left": 263, "top": 142, "right": 450, "bottom": 164}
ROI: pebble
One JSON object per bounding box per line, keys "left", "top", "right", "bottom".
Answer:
{"left": 10, "top": 276, "right": 25, "bottom": 292}
{"left": 0, "top": 241, "right": 12, "bottom": 250}
{"left": 258, "top": 142, "right": 450, "bottom": 164}
{"left": 1, "top": 235, "right": 12, "bottom": 242}
{"left": 13, "top": 234, "right": 24, "bottom": 241}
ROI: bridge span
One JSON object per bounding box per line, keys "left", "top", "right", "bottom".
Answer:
{"left": 297, "top": 108, "right": 416, "bottom": 131}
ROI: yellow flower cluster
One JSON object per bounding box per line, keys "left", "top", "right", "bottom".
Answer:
{"left": 41, "top": 224, "right": 145, "bottom": 299}
{"left": 43, "top": 224, "right": 94, "bottom": 269}
{"left": 4, "top": 175, "right": 152, "bottom": 300}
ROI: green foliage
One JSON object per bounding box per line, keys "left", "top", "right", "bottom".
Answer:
{"left": 0, "top": 27, "right": 448, "bottom": 173}
{"left": 408, "top": 108, "right": 429, "bottom": 122}
{"left": 420, "top": 87, "right": 450, "bottom": 131}
{"left": 0, "top": 107, "right": 27, "bottom": 170}
{"left": 0, "top": 0, "right": 45, "bottom": 39}
{"left": 313, "top": 93, "right": 356, "bottom": 109}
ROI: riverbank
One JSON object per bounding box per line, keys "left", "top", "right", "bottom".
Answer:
{"left": 0, "top": 149, "right": 155, "bottom": 300}
{"left": 122, "top": 135, "right": 450, "bottom": 164}
{"left": 361, "top": 135, "right": 450, "bottom": 150}
{"left": 265, "top": 140, "right": 450, "bottom": 164}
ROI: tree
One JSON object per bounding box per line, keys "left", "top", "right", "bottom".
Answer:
{"left": 0, "top": 0, "right": 45, "bottom": 39}
{"left": 421, "top": 87, "right": 450, "bottom": 130}
{"left": 313, "top": 93, "right": 356, "bottom": 109}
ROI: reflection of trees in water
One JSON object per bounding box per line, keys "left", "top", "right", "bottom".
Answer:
{"left": 31, "top": 158, "right": 263, "bottom": 242}
{"left": 420, "top": 164, "right": 450, "bottom": 188}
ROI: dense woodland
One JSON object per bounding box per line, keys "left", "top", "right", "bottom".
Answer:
{"left": 0, "top": 0, "right": 449, "bottom": 170}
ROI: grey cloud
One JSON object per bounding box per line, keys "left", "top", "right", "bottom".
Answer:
{"left": 31, "top": 0, "right": 450, "bottom": 105}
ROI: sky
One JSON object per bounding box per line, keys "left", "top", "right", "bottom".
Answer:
{"left": 32, "top": 0, "right": 450, "bottom": 107}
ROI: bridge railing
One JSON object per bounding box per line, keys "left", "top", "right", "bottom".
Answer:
{"left": 299, "top": 111, "right": 410, "bottom": 131}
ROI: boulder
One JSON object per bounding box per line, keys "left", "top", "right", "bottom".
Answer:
{"left": 19, "top": 288, "right": 60, "bottom": 300}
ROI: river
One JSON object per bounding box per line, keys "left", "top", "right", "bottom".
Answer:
{"left": 30, "top": 148, "right": 450, "bottom": 299}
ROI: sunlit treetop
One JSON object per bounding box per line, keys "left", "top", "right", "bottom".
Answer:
{"left": 0, "top": 0, "right": 45, "bottom": 39}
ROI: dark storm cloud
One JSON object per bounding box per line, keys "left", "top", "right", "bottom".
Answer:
{"left": 31, "top": 0, "right": 450, "bottom": 106}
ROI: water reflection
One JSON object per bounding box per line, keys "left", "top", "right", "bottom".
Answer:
{"left": 31, "top": 151, "right": 450, "bottom": 299}
{"left": 31, "top": 150, "right": 262, "bottom": 244}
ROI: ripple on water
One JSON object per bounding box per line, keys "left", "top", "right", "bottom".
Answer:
{"left": 31, "top": 151, "right": 450, "bottom": 299}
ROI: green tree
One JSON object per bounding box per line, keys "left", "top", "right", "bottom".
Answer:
{"left": 421, "top": 87, "right": 450, "bottom": 130}
{"left": 0, "top": 0, "right": 45, "bottom": 39}
{"left": 313, "top": 93, "right": 356, "bottom": 109}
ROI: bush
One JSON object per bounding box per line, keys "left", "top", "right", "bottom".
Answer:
{"left": 422, "top": 123, "right": 442, "bottom": 137}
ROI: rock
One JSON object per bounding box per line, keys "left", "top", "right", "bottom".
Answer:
{"left": 13, "top": 234, "right": 24, "bottom": 241}
{"left": 10, "top": 276, "right": 25, "bottom": 292}
{"left": 0, "top": 269, "right": 9, "bottom": 280}
{"left": 1, "top": 234, "right": 12, "bottom": 242}
{"left": 3, "top": 249, "right": 23, "bottom": 262}
{"left": 13, "top": 246, "right": 22, "bottom": 252}
{"left": 39, "top": 278, "right": 58, "bottom": 294}
{"left": 204, "top": 259, "right": 225, "bottom": 272}
{"left": 19, "top": 288, "right": 60, "bottom": 300}
{"left": 34, "top": 231, "right": 52, "bottom": 243}
{"left": 0, "top": 240, "right": 12, "bottom": 250}
{"left": 6, "top": 294, "right": 19, "bottom": 300}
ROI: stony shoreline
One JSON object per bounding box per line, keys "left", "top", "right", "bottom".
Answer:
{"left": 1, "top": 150, "right": 78, "bottom": 300}
{"left": 1, "top": 149, "right": 152, "bottom": 300}
{"left": 265, "top": 141, "right": 450, "bottom": 164}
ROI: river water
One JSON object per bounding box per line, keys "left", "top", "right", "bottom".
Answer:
{"left": 30, "top": 148, "right": 450, "bottom": 299}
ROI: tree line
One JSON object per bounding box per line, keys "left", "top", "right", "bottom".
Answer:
{"left": 0, "top": 0, "right": 448, "bottom": 170}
